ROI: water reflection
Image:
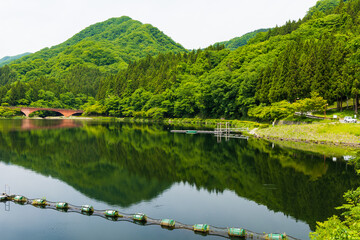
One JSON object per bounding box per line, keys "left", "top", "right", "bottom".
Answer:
{"left": 0, "top": 119, "right": 358, "bottom": 232}
{"left": 0, "top": 119, "right": 83, "bottom": 131}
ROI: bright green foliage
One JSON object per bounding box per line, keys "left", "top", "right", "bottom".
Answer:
{"left": 310, "top": 181, "right": 360, "bottom": 239}
{"left": 307, "top": 0, "right": 341, "bottom": 17}
{"left": 294, "top": 92, "right": 328, "bottom": 115}
{"left": 0, "top": 107, "right": 21, "bottom": 117}
{"left": 83, "top": 102, "right": 106, "bottom": 116}
{"left": 247, "top": 93, "right": 326, "bottom": 121}
{"left": 248, "top": 101, "right": 295, "bottom": 121}
{"left": 311, "top": 153, "right": 360, "bottom": 239}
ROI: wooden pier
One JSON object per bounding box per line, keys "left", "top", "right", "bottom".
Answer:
{"left": 170, "top": 123, "right": 249, "bottom": 141}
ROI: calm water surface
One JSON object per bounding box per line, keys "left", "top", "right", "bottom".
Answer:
{"left": 0, "top": 119, "right": 358, "bottom": 240}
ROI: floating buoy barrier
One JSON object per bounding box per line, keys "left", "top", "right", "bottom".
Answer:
{"left": 193, "top": 224, "right": 210, "bottom": 233}
{"left": 0, "top": 193, "right": 298, "bottom": 240}
{"left": 266, "top": 233, "right": 287, "bottom": 240}
{"left": 56, "top": 202, "right": 69, "bottom": 209}
{"left": 160, "top": 219, "right": 175, "bottom": 228}
{"left": 133, "top": 213, "right": 147, "bottom": 222}
{"left": 228, "top": 228, "right": 246, "bottom": 237}
{"left": 13, "top": 195, "right": 26, "bottom": 202}
{"left": 32, "top": 198, "right": 47, "bottom": 206}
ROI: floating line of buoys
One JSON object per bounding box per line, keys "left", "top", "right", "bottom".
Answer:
{"left": 0, "top": 193, "right": 295, "bottom": 240}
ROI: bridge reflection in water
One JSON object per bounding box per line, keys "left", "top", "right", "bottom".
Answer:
{"left": 20, "top": 119, "right": 83, "bottom": 131}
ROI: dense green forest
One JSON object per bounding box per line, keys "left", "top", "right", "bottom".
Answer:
{"left": 0, "top": 52, "right": 31, "bottom": 67}
{"left": 2, "top": 0, "right": 360, "bottom": 120}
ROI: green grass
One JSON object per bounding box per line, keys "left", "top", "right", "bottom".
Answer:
{"left": 256, "top": 122, "right": 360, "bottom": 144}
{"left": 313, "top": 108, "right": 357, "bottom": 119}
{"left": 282, "top": 115, "right": 327, "bottom": 123}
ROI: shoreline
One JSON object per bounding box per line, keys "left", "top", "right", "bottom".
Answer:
{"left": 252, "top": 132, "right": 360, "bottom": 148}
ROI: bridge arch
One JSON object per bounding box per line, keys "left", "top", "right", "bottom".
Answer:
{"left": 17, "top": 107, "right": 83, "bottom": 117}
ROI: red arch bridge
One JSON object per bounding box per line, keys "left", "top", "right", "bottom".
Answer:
{"left": 9, "top": 107, "right": 84, "bottom": 117}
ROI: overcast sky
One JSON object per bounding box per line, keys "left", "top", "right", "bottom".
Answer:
{"left": 0, "top": 0, "right": 319, "bottom": 58}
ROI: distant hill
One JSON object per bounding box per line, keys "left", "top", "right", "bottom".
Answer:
{"left": 10, "top": 16, "right": 186, "bottom": 81}
{"left": 216, "top": 29, "right": 269, "bottom": 50}
{"left": 0, "top": 52, "right": 31, "bottom": 67}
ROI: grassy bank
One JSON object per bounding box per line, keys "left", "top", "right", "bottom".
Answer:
{"left": 267, "top": 138, "right": 356, "bottom": 157}
{"left": 256, "top": 122, "right": 360, "bottom": 146}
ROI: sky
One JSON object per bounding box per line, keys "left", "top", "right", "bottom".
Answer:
{"left": 0, "top": 0, "right": 320, "bottom": 58}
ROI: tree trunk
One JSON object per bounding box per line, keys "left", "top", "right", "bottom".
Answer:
{"left": 347, "top": 96, "right": 349, "bottom": 109}
{"left": 354, "top": 98, "right": 356, "bottom": 111}
{"left": 337, "top": 98, "right": 340, "bottom": 111}
{"left": 356, "top": 94, "right": 358, "bottom": 114}
{"left": 340, "top": 98, "right": 343, "bottom": 112}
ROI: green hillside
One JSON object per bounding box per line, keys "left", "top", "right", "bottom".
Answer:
{"left": 10, "top": 16, "right": 186, "bottom": 80}
{"left": 216, "top": 29, "right": 269, "bottom": 50}
{"left": 0, "top": 52, "right": 31, "bottom": 67}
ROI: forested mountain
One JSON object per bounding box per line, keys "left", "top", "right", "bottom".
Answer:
{"left": 0, "top": 16, "right": 186, "bottom": 109}
{"left": 216, "top": 29, "right": 269, "bottom": 50}
{"left": 10, "top": 16, "right": 186, "bottom": 80}
{"left": 0, "top": 53, "right": 31, "bottom": 67}
{"left": 2, "top": 0, "right": 360, "bottom": 120}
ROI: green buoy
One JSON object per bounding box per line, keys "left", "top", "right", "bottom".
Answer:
{"left": 266, "top": 233, "right": 287, "bottom": 240}
{"left": 105, "top": 210, "right": 122, "bottom": 217}
{"left": 32, "top": 198, "right": 47, "bottom": 206}
{"left": 56, "top": 202, "right": 69, "bottom": 209}
{"left": 81, "top": 205, "right": 94, "bottom": 213}
{"left": 193, "top": 224, "right": 209, "bottom": 233}
{"left": 160, "top": 219, "right": 175, "bottom": 228}
{"left": 13, "top": 195, "right": 26, "bottom": 202}
{"left": 228, "top": 228, "right": 246, "bottom": 237}
{"left": 133, "top": 213, "right": 147, "bottom": 222}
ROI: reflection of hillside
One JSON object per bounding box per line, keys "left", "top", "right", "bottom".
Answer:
{"left": 0, "top": 120, "right": 359, "bottom": 230}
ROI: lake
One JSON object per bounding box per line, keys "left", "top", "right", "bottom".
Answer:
{"left": 0, "top": 119, "right": 358, "bottom": 240}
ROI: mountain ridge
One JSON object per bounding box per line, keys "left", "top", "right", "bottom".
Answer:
{"left": 0, "top": 52, "right": 32, "bottom": 67}
{"left": 216, "top": 29, "right": 269, "bottom": 50}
